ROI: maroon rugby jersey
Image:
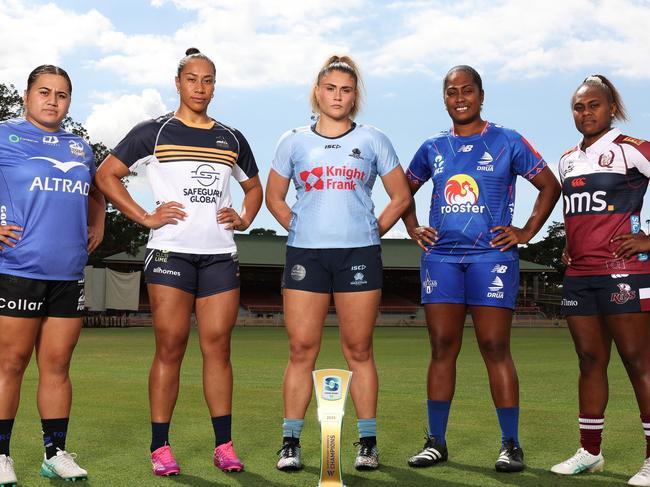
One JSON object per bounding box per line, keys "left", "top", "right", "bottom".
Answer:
{"left": 560, "top": 128, "right": 650, "bottom": 276}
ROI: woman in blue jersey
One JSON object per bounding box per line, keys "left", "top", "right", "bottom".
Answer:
{"left": 266, "top": 55, "right": 411, "bottom": 472}
{"left": 403, "top": 65, "right": 560, "bottom": 472}
{"left": 0, "top": 65, "right": 105, "bottom": 485}
{"left": 95, "top": 48, "right": 262, "bottom": 477}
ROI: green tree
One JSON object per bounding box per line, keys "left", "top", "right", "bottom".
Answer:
{"left": 0, "top": 83, "right": 22, "bottom": 119}
{"left": 519, "top": 221, "right": 566, "bottom": 285}
{"left": 249, "top": 227, "right": 277, "bottom": 236}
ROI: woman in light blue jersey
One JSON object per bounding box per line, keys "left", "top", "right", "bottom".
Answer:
{"left": 0, "top": 65, "right": 105, "bottom": 484}
{"left": 266, "top": 54, "right": 411, "bottom": 472}
{"left": 403, "top": 65, "right": 560, "bottom": 473}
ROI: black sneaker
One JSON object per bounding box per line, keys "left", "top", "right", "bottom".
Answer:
{"left": 495, "top": 438, "right": 525, "bottom": 473}
{"left": 354, "top": 437, "right": 379, "bottom": 470}
{"left": 408, "top": 435, "right": 448, "bottom": 468}
{"left": 276, "top": 438, "right": 302, "bottom": 471}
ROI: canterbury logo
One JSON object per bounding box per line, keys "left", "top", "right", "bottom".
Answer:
{"left": 571, "top": 177, "right": 586, "bottom": 187}
{"left": 29, "top": 156, "right": 87, "bottom": 173}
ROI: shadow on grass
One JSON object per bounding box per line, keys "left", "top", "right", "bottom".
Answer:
{"left": 165, "top": 465, "right": 321, "bottom": 487}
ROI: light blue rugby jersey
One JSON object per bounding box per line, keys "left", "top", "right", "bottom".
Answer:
{"left": 272, "top": 123, "right": 400, "bottom": 248}
{"left": 407, "top": 122, "right": 546, "bottom": 264}
{"left": 0, "top": 118, "right": 95, "bottom": 280}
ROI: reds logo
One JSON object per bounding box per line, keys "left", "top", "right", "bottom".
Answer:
{"left": 571, "top": 177, "right": 586, "bottom": 188}
{"left": 611, "top": 282, "right": 636, "bottom": 305}
{"left": 444, "top": 174, "right": 479, "bottom": 205}
{"left": 299, "top": 167, "right": 324, "bottom": 191}
{"left": 598, "top": 151, "right": 614, "bottom": 167}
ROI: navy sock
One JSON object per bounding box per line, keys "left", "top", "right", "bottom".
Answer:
{"left": 496, "top": 407, "right": 520, "bottom": 447}
{"left": 282, "top": 418, "right": 304, "bottom": 440}
{"left": 427, "top": 400, "right": 451, "bottom": 445}
{"left": 151, "top": 422, "right": 170, "bottom": 453}
{"left": 0, "top": 419, "right": 14, "bottom": 456}
{"left": 211, "top": 415, "right": 232, "bottom": 447}
{"left": 41, "top": 418, "right": 68, "bottom": 460}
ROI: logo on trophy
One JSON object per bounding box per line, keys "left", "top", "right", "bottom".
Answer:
{"left": 313, "top": 369, "right": 352, "bottom": 487}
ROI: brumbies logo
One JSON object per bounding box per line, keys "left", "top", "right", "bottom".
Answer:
{"left": 611, "top": 282, "right": 636, "bottom": 304}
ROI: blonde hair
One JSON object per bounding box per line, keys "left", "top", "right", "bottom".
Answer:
{"left": 310, "top": 55, "right": 363, "bottom": 119}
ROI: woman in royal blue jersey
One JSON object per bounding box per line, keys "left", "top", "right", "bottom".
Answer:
{"left": 550, "top": 75, "right": 650, "bottom": 486}
{"left": 95, "top": 48, "right": 262, "bottom": 477}
{"left": 266, "top": 55, "right": 411, "bottom": 472}
{"left": 403, "top": 65, "right": 560, "bottom": 472}
{"left": 0, "top": 65, "right": 105, "bottom": 484}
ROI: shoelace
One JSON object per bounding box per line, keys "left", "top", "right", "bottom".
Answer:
{"left": 216, "top": 445, "right": 238, "bottom": 462}
{"left": 54, "top": 451, "right": 80, "bottom": 470}
{"left": 353, "top": 441, "right": 375, "bottom": 457}
{"left": 277, "top": 442, "right": 298, "bottom": 458}
{"left": 154, "top": 448, "right": 175, "bottom": 464}
{"left": 637, "top": 459, "right": 650, "bottom": 477}
{"left": 0, "top": 456, "right": 13, "bottom": 471}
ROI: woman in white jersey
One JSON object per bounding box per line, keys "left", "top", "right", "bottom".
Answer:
{"left": 266, "top": 55, "right": 411, "bottom": 472}
{"left": 95, "top": 48, "right": 262, "bottom": 477}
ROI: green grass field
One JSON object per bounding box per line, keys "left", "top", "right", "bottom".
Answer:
{"left": 8, "top": 326, "right": 645, "bottom": 486}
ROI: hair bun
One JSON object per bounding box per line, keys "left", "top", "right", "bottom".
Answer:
{"left": 185, "top": 47, "right": 200, "bottom": 56}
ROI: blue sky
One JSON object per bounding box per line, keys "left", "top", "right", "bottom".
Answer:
{"left": 3, "top": 0, "right": 650, "bottom": 240}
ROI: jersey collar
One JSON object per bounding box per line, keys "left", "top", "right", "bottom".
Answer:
{"left": 581, "top": 127, "right": 621, "bottom": 155}
{"left": 311, "top": 122, "right": 357, "bottom": 139}
{"left": 450, "top": 120, "right": 489, "bottom": 138}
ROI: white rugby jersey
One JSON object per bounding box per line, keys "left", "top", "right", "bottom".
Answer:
{"left": 111, "top": 113, "right": 258, "bottom": 254}
{"left": 559, "top": 128, "right": 650, "bottom": 276}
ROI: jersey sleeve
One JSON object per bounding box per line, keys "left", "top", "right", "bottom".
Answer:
{"left": 406, "top": 140, "right": 432, "bottom": 185}
{"left": 621, "top": 136, "right": 650, "bottom": 178}
{"left": 110, "top": 119, "right": 158, "bottom": 169}
{"left": 270, "top": 130, "right": 294, "bottom": 179}
{"left": 370, "top": 127, "right": 400, "bottom": 176}
{"left": 231, "top": 129, "right": 259, "bottom": 182}
{"left": 509, "top": 131, "right": 547, "bottom": 181}
{"left": 84, "top": 140, "right": 96, "bottom": 178}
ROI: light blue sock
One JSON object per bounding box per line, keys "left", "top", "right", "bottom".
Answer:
{"left": 496, "top": 407, "right": 520, "bottom": 447}
{"left": 282, "top": 418, "right": 304, "bottom": 439}
{"left": 357, "top": 418, "right": 377, "bottom": 439}
{"left": 427, "top": 400, "right": 451, "bottom": 445}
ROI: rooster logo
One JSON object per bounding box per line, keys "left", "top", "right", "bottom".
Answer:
{"left": 444, "top": 174, "right": 479, "bottom": 205}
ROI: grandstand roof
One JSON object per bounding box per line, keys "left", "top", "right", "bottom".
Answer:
{"left": 103, "top": 234, "right": 554, "bottom": 272}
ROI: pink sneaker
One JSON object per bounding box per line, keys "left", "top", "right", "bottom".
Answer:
{"left": 151, "top": 445, "right": 180, "bottom": 476}
{"left": 214, "top": 441, "right": 244, "bottom": 472}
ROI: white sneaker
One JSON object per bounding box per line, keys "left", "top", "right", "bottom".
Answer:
{"left": 629, "top": 457, "right": 650, "bottom": 486}
{"left": 551, "top": 447, "right": 604, "bottom": 475}
{"left": 40, "top": 449, "right": 88, "bottom": 480}
{"left": 0, "top": 454, "right": 17, "bottom": 486}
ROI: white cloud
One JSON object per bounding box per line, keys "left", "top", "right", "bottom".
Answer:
{"left": 84, "top": 89, "right": 168, "bottom": 149}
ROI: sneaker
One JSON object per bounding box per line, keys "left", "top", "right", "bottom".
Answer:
{"left": 495, "top": 439, "right": 525, "bottom": 473}
{"left": 40, "top": 449, "right": 88, "bottom": 481}
{"left": 551, "top": 447, "right": 604, "bottom": 475}
{"left": 628, "top": 457, "right": 650, "bottom": 486}
{"left": 408, "top": 435, "right": 448, "bottom": 468}
{"left": 151, "top": 445, "right": 180, "bottom": 476}
{"left": 213, "top": 441, "right": 244, "bottom": 472}
{"left": 354, "top": 438, "right": 379, "bottom": 470}
{"left": 277, "top": 438, "right": 302, "bottom": 471}
{"left": 0, "top": 455, "right": 17, "bottom": 487}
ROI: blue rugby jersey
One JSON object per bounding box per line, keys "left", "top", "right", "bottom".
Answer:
{"left": 407, "top": 122, "right": 546, "bottom": 263}
{"left": 271, "top": 123, "right": 400, "bottom": 248}
{"left": 0, "top": 118, "right": 95, "bottom": 280}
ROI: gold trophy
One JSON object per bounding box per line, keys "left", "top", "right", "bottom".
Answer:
{"left": 313, "top": 369, "right": 352, "bottom": 487}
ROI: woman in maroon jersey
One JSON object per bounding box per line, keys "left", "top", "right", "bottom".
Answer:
{"left": 551, "top": 75, "right": 650, "bottom": 486}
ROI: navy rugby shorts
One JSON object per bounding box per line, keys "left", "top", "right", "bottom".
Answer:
{"left": 561, "top": 273, "right": 650, "bottom": 316}
{"left": 144, "top": 248, "right": 239, "bottom": 297}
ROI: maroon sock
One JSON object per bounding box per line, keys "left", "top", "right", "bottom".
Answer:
{"left": 579, "top": 414, "right": 604, "bottom": 455}
{"left": 641, "top": 414, "right": 650, "bottom": 459}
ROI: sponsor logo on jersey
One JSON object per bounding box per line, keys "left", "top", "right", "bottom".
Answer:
{"left": 154, "top": 251, "right": 169, "bottom": 263}
{"left": 487, "top": 276, "right": 504, "bottom": 299}
{"left": 458, "top": 144, "right": 473, "bottom": 153}
{"left": 0, "top": 297, "right": 44, "bottom": 311}
{"left": 0, "top": 205, "right": 7, "bottom": 226}
{"left": 182, "top": 187, "right": 222, "bottom": 202}
{"left": 300, "top": 167, "right": 324, "bottom": 191}
{"left": 598, "top": 151, "right": 614, "bottom": 168}
{"left": 350, "top": 272, "right": 367, "bottom": 286}
{"left": 622, "top": 136, "right": 643, "bottom": 146}
{"left": 325, "top": 144, "right": 341, "bottom": 149}
{"left": 491, "top": 264, "right": 508, "bottom": 274}
{"left": 441, "top": 174, "right": 485, "bottom": 214}
{"left": 191, "top": 164, "right": 221, "bottom": 187}
{"left": 29, "top": 177, "right": 90, "bottom": 195}
{"left": 215, "top": 136, "right": 229, "bottom": 148}
{"left": 611, "top": 274, "right": 630, "bottom": 278}
{"left": 611, "top": 282, "right": 636, "bottom": 304}
{"left": 8, "top": 134, "right": 38, "bottom": 144}
{"left": 433, "top": 155, "right": 445, "bottom": 176}
{"left": 351, "top": 264, "right": 366, "bottom": 271}
{"left": 153, "top": 267, "right": 181, "bottom": 277}
{"left": 29, "top": 156, "right": 87, "bottom": 173}
{"left": 561, "top": 298, "right": 578, "bottom": 307}
{"left": 300, "top": 165, "right": 366, "bottom": 191}
{"left": 563, "top": 191, "right": 608, "bottom": 214}
{"left": 571, "top": 177, "right": 586, "bottom": 187}
{"left": 349, "top": 148, "right": 363, "bottom": 159}
{"left": 42, "top": 135, "right": 59, "bottom": 145}
{"left": 291, "top": 265, "right": 306, "bottom": 281}
{"left": 69, "top": 140, "right": 85, "bottom": 158}
{"left": 77, "top": 282, "right": 85, "bottom": 311}
{"left": 477, "top": 151, "right": 494, "bottom": 171}
{"left": 423, "top": 270, "right": 437, "bottom": 294}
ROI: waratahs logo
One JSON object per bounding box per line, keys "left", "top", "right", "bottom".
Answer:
{"left": 442, "top": 174, "right": 485, "bottom": 214}
{"left": 299, "top": 167, "right": 324, "bottom": 191}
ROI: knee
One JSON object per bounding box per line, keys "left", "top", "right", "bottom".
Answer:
{"left": 618, "top": 348, "right": 650, "bottom": 379}
{"left": 342, "top": 342, "right": 373, "bottom": 364}
{"left": 479, "top": 339, "right": 510, "bottom": 363}
{"left": 429, "top": 335, "right": 460, "bottom": 362}
{"left": 0, "top": 352, "right": 31, "bottom": 378}
{"left": 575, "top": 348, "right": 608, "bottom": 375}
{"left": 288, "top": 340, "right": 319, "bottom": 366}
{"left": 200, "top": 333, "right": 231, "bottom": 358}
{"left": 155, "top": 336, "right": 188, "bottom": 365}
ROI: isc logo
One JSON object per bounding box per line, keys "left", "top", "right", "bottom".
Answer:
{"left": 563, "top": 191, "right": 607, "bottom": 214}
